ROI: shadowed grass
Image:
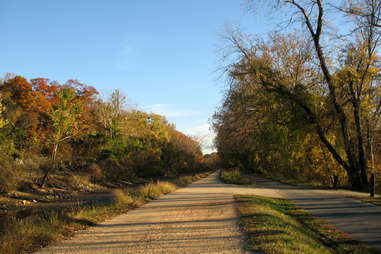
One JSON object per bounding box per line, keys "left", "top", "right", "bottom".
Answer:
{"left": 220, "top": 168, "right": 254, "bottom": 185}
{"left": 137, "top": 181, "right": 177, "bottom": 200}
{"left": 235, "top": 195, "right": 381, "bottom": 254}
{"left": 0, "top": 171, "right": 212, "bottom": 254}
{"left": 172, "top": 172, "right": 210, "bottom": 187}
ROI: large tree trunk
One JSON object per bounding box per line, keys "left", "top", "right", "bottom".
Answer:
{"left": 347, "top": 166, "right": 365, "bottom": 191}
{"left": 350, "top": 83, "right": 369, "bottom": 189}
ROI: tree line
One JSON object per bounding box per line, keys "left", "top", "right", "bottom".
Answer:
{"left": 213, "top": 0, "right": 381, "bottom": 190}
{"left": 0, "top": 74, "right": 203, "bottom": 192}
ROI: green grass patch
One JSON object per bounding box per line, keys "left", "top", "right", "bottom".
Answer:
{"left": 0, "top": 171, "right": 212, "bottom": 254}
{"left": 235, "top": 195, "right": 380, "bottom": 254}
{"left": 220, "top": 168, "right": 254, "bottom": 185}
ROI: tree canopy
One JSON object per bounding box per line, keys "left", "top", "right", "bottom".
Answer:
{"left": 0, "top": 74, "right": 203, "bottom": 192}
{"left": 213, "top": 0, "right": 381, "bottom": 190}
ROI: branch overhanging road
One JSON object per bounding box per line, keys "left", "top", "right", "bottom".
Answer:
{"left": 36, "top": 172, "right": 381, "bottom": 253}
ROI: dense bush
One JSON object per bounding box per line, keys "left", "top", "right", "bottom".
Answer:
{"left": 0, "top": 159, "right": 18, "bottom": 193}
{"left": 0, "top": 74, "right": 204, "bottom": 192}
{"left": 219, "top": 168, "right": 254, "bottom": 185}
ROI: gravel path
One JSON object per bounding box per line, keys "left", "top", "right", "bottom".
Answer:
{"left": 36, "top": 173, "right": 252, "bottom": 254}
{"left": 36, "top": 172, "right": 381, "bottom": 253}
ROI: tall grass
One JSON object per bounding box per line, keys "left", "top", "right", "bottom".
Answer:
{"left": 137, "top": 181, "right": 176, "bottom": 200}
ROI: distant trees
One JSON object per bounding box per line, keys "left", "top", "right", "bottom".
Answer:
{"left": 0, "top": 74, "right": 203, "bottom": 192}
{"left": 214, "top": 0, "right": 381, "bottom": 190}
{"left": 97, "top": 89, "right": 127, "bottom": 141}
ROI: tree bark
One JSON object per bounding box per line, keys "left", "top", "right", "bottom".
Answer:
{"left": 40, "top": 143, "right": 59, "bottom": 188}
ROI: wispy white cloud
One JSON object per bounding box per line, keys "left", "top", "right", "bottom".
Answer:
{"left": 182, "top": 124, "right": 216, "bottom": 154}
{"left": 144, "top": 104, "right": 200, "bottom": 118}
{"left": 182, "top": 124, "right": 210, "bottom": 136}
{"left": 144, "top": 104, "right": 215, "bottom": 153}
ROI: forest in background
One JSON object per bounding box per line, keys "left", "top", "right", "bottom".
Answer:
{"left": 0, "top": 73, "right": 210, "bottom": 193}
{"left": 213, "top": 0, "right": 381, "bottom": 191}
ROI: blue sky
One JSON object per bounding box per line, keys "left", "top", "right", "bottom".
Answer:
{"left": 1, "top": 0, "right": 272, "bottom": 153}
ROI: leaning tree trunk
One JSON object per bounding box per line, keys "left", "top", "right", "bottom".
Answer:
{"left": 294, "top": 0, "right": 369, "bottom": 191}
{"left": 40, "top": 143, "right": 59, "bottom": 188}
{"left": 346, "top": 166, "right": 365, "bottom": 191}
{"left": 352, "top": 97, "right": 369, "bottom": 189}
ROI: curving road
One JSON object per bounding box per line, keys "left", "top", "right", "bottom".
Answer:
{"left": 36, "top": 172, "right": 381, "bottom": 253}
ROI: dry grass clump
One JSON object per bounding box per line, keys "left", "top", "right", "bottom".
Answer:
{"left": 0, "top": 212, "right": 67, "bottom": 254}
{"left": 138, "top": 183, "right": 162, "bottom": 200}
{"left": 220, "top": 168, "right": 254, "bottom": 185}
{"left": 157, "top": 181, "right": 177, "bottom": 194}
{"left": 112, "top": 189, "right": 134, "bottom": 205}
{"left": 173, "top": 173, "right": 209, "bottom": 187}
{"left": 138, "top": 181, "right": 176, "bottom": 200}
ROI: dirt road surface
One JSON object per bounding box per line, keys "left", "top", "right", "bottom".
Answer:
{"left": 37, "top": 173, "right": 252, "bottom": 254}
{"left": 36, "top": 172, "right": 381, "bottom": 253}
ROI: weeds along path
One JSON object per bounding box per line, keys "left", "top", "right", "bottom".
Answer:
{"left": 36, "top": 173, "right": 253, "bottom": 254}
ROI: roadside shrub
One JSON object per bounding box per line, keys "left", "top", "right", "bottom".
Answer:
{"left": 220, "top": 168, "right": 253, "bottom": 185}
{"left": 136, "top": 181, "right": 176, "bottom": 200}
{"left": 86, "top": 163, "right": 104, "bottom": 182}
{"left": 0, "top": 159, "right": 19, "bottom": 193}
{"left": 157, "top": 181, "right": 176, "bottom": 194}
{"left": 68, "top": 174, "right": 91, "bottom": 189}
{"left": 98, "top": 157, "right": 138, "bottom": 183}
{"left": 112, "top": 189, "right": 133, "bottom": 206}
{"left": 173, "top": 175, "right": 198, "bottom": 187}
{"left": 138, "top": 183, "right": 162, "bottom": 200}
{"left": 0, "top": 212, "right": 65, "bottom": 254}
